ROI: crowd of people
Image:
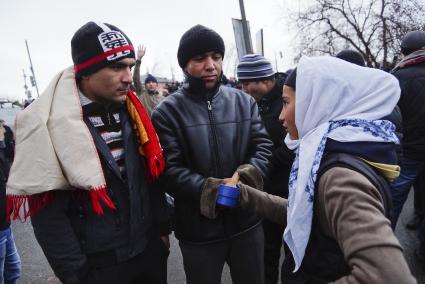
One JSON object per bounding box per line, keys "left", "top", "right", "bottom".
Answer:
{"left": 1, "top": 21, "right": 425, "bottom": 284}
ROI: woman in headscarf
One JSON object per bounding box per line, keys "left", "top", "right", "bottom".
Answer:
{"left": 234, "top": 56, "right": 415, "bottom": 283}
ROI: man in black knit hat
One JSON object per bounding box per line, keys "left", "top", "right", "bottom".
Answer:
{"left": 13, "top": 22, "right": 170, "bottom": 284}
{"left": 390, "top": 30, "right": 425, "bottom": 268}
{"left": 390, "top": 30, "right": 425, "bottom": 227}
{"left": 152, "top": 25, "right": 272, "bottom": 284}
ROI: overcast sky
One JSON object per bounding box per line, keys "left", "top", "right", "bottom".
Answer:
{"left": 1, "top": 0, "right": 298, "bottom": 100}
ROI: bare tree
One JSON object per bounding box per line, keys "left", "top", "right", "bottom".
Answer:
{"left": 291, "top": 0, "right": 425, "bottom": 68}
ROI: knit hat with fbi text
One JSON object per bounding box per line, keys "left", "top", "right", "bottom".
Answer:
{"left": 72, "top": 21, "right": 135, "bottom": 76}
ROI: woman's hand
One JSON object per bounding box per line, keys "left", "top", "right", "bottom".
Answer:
{"left": 222, "top": 172, "right": 239, "bottom": 186}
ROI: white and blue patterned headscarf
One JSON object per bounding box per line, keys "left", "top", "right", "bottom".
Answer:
{"left": 283, "top": 56, "right": 400, "bottom": 272}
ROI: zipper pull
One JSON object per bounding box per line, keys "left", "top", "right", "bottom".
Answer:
{"left": 207, "top": 100, "right": 212, "bottom": 111}
{"left": 107, "top": 112, "right": 111, "bottom": 125}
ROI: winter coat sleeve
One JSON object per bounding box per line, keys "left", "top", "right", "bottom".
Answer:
{"left": 151, "top": 109, "right": 206, "bottom": 206}
{"left": 246, "top": 101, "right": 273, "bottom": 178}
{"left": 317, "top": 167, "right": 416, "bottom": 284}
{"left": 31, "top": 190, "right": 90, "bottom": 284}
{"left": 238, "top": 182, "right": 287, "bottom": 226}
{"left": 132, "top": 60, "right": 142, "bottom": 95}
{"left": 200, "top": 164, "right": 268, "bottom": 219}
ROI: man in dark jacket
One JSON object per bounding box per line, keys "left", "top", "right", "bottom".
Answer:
{"left": 0, "top": 156, "right": 21, "bottom": 284}
{"left": 21, "top": 22, "right": 170, "bottom": 284}
{"left": 390, "top": 30, "right": 425, "bottom": 265}
{"left": 152, "top": 25, "right": 273, "bottom": 284}
{"left": 0, "top": 120, "right": 14, "bottom": 175}
{"left": 236, "top": 54, "right": 293, "bottom": 284}
{"left": 390, "top": 30, "right": 425, "bottom": 228}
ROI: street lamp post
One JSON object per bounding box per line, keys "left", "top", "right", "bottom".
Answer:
{"left": 238, "top": 0, "right": 253, "bottom": 54}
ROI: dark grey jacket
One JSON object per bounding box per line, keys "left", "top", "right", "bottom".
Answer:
{"left": 257, "top": 76, "right": 294, "bottom": 198}
{"left": 31, "top": 109, "right": 169, "bottom": 284}
{"left": 152, "top": 85, "right": 273, "bottom": 243}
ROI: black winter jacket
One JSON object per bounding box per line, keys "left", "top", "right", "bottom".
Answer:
{"left": 31, "top": 109, "right": 169, "bottom": 284}
{"left": 152, "top": 84, "right": 273, "bottom": 243}
{"left": 0, "top": 158, "right": 8, "bottom": 230}
{"left": 392, "top": 62, "right": 425, "bottom": 160}
{"left": 257, "top": 76, "right": 294, "bottom": 198}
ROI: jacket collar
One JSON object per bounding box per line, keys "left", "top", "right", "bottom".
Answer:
{"left": 182, "top": 71, "right": 222, "bottom": 99}
{"left": 260, "top": 81, "right": 281, "bottom": 104}
{"left": 258, "top": 81, "right": 281, "bottom": 114}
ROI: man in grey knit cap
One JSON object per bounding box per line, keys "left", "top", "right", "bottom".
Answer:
{"left": 237, "top": 54, "right": 294, "bottom": 284}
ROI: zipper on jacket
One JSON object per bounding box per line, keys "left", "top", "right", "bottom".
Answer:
{"left": 107, "top": 112, "right": 112, "bottom": 125}
{"left": 206, "top": 100, "right": 221, "bottom": 175}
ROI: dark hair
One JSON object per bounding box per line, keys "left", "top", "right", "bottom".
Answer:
{"left": 336, "top": 50, "right": 365, "bottom": 67}
{"left": 284, "top": 68, "right": 297, "bottom": 90}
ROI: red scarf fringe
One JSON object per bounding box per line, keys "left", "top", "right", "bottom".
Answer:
{"left": 6, "top": 186, "right": 117, "bottom": 220}
{"left": 7, "top": 191, "right": 54, "bottom": 221}
{"left": 89, "top": 185, "right": 116, "bottom": 215}
{"left": 7, "top": 90, "right": 164, "bottom": 220}
{"left": 127, "top": 89, "right": 165, "bottom": 179}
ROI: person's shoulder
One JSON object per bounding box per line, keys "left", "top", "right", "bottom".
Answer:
{"left": 3, "top": 125, "right": 12, "bottom": 132}
{"left": 394, "top": 63, "right": 425, "bottom": 80}
{"left": 318, "top": 166, "right": 382, "bottom": 206}
{"left": 152, "top": 89, "right": 185, "bottom": 116}
{"left": 221, "top": 85, "right": 243, "bottom": 95}
{"left": 220, "top": 85, "right": 254, "bottom": 102}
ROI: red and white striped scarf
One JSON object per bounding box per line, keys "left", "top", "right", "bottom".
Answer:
{"left": 392, "top": 49, "right": 425, "bottom": 72}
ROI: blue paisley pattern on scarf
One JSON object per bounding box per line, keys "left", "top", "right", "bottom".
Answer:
{"left": 288, "top": 119, "right": 399, "bottom": 205}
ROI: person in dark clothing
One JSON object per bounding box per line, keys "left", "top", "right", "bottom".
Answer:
{"left": 390, "top": 30, "right": 425, "bottom": 229}
{"left": 0, "top": 120, "right": 14, "bottom": 178}
{"left": 6, "top": 22, "right": 170, "bottom": 284}
{"left": 336, "top": 49, "right": 367, "bottom": 67}
{"left": 151, "top": 25, "right": 273, "bottom": 284}
{"left": 0, "top": 157, "right": 21, "bottom": 284}
{"left": 408, "top": 172, "right": 425, "bottom": 230}
{"left": 237, "top": 54, "right": 293, "bottom": 284}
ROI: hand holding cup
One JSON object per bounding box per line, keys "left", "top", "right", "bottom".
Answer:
{"left": 217, "top": 172, "right": 240, "bottom": 207}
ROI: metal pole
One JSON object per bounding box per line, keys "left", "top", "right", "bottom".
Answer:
{"left": 25, "top": 40, "right": 40, "bottom": 97}
{"left": 22, "top": 69, "right": 32, "bottom": 100}
{"left": 22, "top": 69, "right": 27, "bottom": 90}
{"left": 238, "top": 0, "right": 253, "bottom": 54}
{"left": 274, "top": 51, "right": 278, "bottom": 72}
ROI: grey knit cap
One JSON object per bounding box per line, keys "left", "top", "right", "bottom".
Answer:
{"left": 237, "top": 54, "right": 275, "bottom": 82}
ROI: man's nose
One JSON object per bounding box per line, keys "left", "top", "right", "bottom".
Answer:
{"left": 204, "top": 56, "right": 215, "bottom": 70}
{"left": 122, "top": 67, "right": 133, "bottom": 84}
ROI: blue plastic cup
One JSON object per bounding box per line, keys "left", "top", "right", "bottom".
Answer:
{"left": 217, "top": 184, "right": 240, "bottom": 207}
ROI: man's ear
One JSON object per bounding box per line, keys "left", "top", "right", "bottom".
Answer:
{"left": 264, "top": 79, "right": 274, "bottom": 87}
